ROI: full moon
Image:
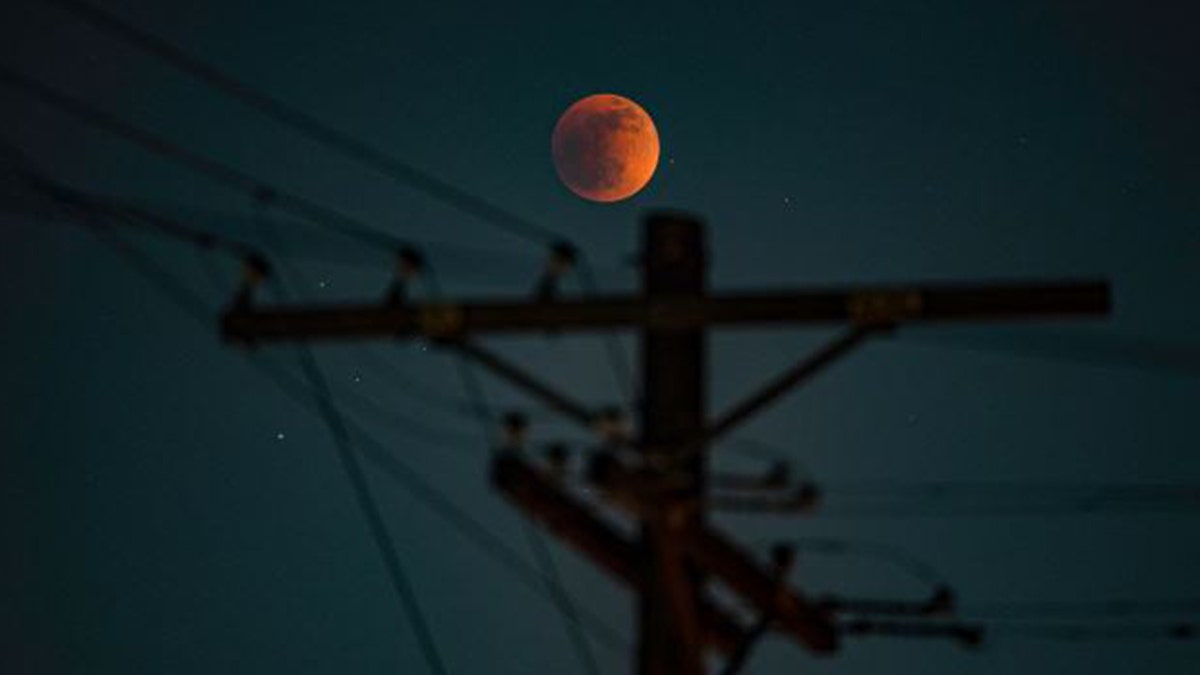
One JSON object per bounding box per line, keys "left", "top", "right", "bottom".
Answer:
{"left": 551, "top": 94, "right": 660, "bottom": 203}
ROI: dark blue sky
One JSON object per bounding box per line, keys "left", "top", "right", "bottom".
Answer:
{"left": 2, "top": 1, "right": 1198, "bottom": 673}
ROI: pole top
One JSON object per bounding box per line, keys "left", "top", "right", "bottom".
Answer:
{"left": 644, "top": 209, "right": 705, "bottom": 240}
{"left": 643, "top": 210, "right": 708, "bottom": 280}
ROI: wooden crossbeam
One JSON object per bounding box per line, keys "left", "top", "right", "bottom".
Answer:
{"left": 222, "top": 281, "right": 1109, "bottom": 344}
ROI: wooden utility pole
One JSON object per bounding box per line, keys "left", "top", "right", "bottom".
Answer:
{"left": 222, "top": 211, "right": 1110, "bottom": 673}
{"left": 638, "top": 216, "right": 707, "bottom": 675}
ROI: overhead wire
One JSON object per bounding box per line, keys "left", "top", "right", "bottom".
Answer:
{"left": 898, "top": 330, "right": 1200, "bottom": 380}
{"left": 25, "top": 180, "right": 629, "bottom": 656}
{"left": 0, "top": 63, "right": 409, "bottom": 251}
{"left": 959, "top": 598, "right": 1200, "bottom": 621}
{"left": 254, "top": 182, "right": 606, "bottom": 674}
{"left": 704, "top": 431, "right": 1200, "bottom": 519}
{"left": 25, "top": 6, "right": 1200, "bottom": 653}
{"left": 771, "top": 536, "right": 949, "bottom": 589}
{"left": 983, "top": 620, "right": 1195, "bottom": 642}
{"left": 43, "top": 0, "right": 563, "bottom": 246}
{"left": 250, "top": 353, "right": 629, "bottom": 655}
{"left": 575, "top": 255, "right": 636, "bottom": 413}
{"left": 83, "top": 187, "right": 452, "bottom": 674}
{"left": 289, "top": 340, "right": 452, "bottom": 675}
{"left": 423, "top": 261, "right": 604, "bottom": 675}
{"left": 812, "top": 480, "right": 1200, "bottom": 518}
{"left": 0, "top": 165, "right": 508, "bottom": 451}
{"left": 37, "top": 0, "right": 640, "bottom": 420}
{"left": 0, "top": 61, "right": 637, "bottom": 430}
{"left": 14, "top": 171, "right": 259, "bottom": 259}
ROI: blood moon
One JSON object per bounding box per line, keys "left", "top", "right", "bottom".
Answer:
{"left": 551, "top": 94, "right": 660, "bottom": 202}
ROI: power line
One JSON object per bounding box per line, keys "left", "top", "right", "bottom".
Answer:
{"left": 99, "top": 195, "right": 451, "bottom": 674}
{"left": 2, "top": 165, "right": 530, "bottom": 450}
{"left": 813, "top": 480, "right": 1200, "bottom": 517}
{"left": 34, "top": 0, "right": 642, "bottom": 424}
{"left": 985, "top": 621, "right": 1196, "bottom": 642}
{"left": 960, "top": 598, "right": 1200, "bottom": 620}
{"left": 899, "top": 330, "right": 1200, "bottom": 380}
{"left": 827, "top": 480, "right": 1200, "bottom": 496}
{"left": 1, "top": 61, "right": 636, "bottom": 448}
{"left": 0, "top": 63, "right": 400, "bottom": 251}
{"left": 576, "top": 256, "right": 635, "bottom": 408}
{"left": 11, "top": 169, "right": 259, "bottom": 259}
{"left": 448, "top": 350, "right": 607, "bottom": 675}
{"left": 770, "top": 537, "right": 948, "bottom": 588}
{"left": 523, "top": 515, "right": 605, "bottom": 675}
{"left": 251, "top": 351, "right": 630, "bottom": 655}
{"left": 36, "top": 194, "right": 629, "bottom": 657}
{"left": 261, "top": 206, "right": 625, "bottom": 664}
{"left": 292, "top": 345, "right": 451, "bottom": 675}
{"left": 810, "top": 503, "right": 1200, "bottom": 518}
{"left": 44, "top": 0, "right": 564, "bottom": 246}
{"left": 425, "top": 261, "right": 604, "bottom": 675}
{"left": 2, "top": 61, "right": 641, "bottom": 426}
{"left": 254, "top": 203, "right": 451, "bottom": 673}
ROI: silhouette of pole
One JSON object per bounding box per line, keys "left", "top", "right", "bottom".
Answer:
{"left": 637, "top": 214, "right": 708, "bottom": 675}
{"left": 219, "top": 210, "right": 1112, "bottom": 673}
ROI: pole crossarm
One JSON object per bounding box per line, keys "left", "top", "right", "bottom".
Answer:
{"left": 490, "top": 452, "right": 748, "bottom": 654}
{"left": 221, "top": 280, "right": 1110, "bottom": 344}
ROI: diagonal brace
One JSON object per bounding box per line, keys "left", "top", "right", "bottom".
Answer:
{"left": 448, "top": 338, "right": 596, "bottom": 431}
{"left": 707, "top": 326, "right": 881, "bottom": 443}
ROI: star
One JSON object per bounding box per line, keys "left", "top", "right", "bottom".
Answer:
{"left": 276, "top": 432, "right": 286, "bottom": 441}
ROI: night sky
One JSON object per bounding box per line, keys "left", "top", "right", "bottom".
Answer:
{"left": 2, "top": 1, "right": 1198, "bottom": 673}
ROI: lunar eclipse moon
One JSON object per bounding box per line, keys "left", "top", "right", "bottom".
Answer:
{"left": 551, "top": 93, "right": 660, "bottom": 202}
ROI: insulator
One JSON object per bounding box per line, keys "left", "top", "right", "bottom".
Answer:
{"left": 1170, "top": 623, "right": 1196, "bottom": 641}
{"left": 544, "top": 442, "right": 569, "bottom": 476}
{"left": 764, "top": 460, "right": 790, "bottom": 488}
{"left": 535, "top": 240, "right": 579, "bottom": 302}
{"left": 770, "top": 543, "right": 797, "bottom": 574}
{"left": 500, "top": 411, "right": 529, "bottom": 450}
{"left": 386, "top": 246, "right": 425, "bottom": 306}
{"left": 791, "top": 483, "right": 821, "bottom": 513}
{"left": 548, "top": 240, "right": 578, "bottom": 273}
{"left": 592, "top": 406, "right": 630, "bottom": 446}
{"left": 242, "top": 253, "right": 271, "bottom": 284}
{"left": 958, "top": 625, "right": 985, "bottom": 648}
{"left": 233, "top": 253, "right": 271, "bottom": 309}
{"left": 926, "top": 585, "right": 956, "bottom": 615}
{"left": 252, "top": 186, "right": 278, "bottom": 205}
{"left": 586, "top": 451, "right": 621, "bottom": 488}
{"left": 396, "top": 246, "right": 425, "bottom": 279}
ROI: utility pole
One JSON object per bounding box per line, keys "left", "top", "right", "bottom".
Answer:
{"left": 639, "top": 217, "right": 707, "bottom": 675}
{"left": 222, "top": 211, "right": 1110, "bottom": 673}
